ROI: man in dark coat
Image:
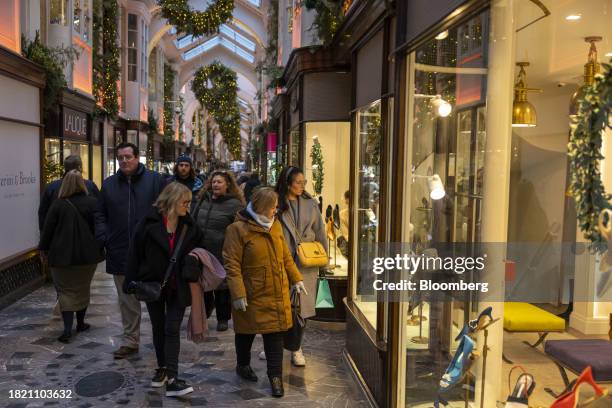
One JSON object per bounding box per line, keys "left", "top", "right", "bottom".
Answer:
{"left": 95, "top": 142, "right": 167, "bottom": 359}
{"left": 38, "top": 155, "right": 100, "bottom": 231}
{"left": 171, "top": 155, "right": 203, "bottom": 210}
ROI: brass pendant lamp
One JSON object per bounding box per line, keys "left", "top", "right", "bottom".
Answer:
{"left": 512, "top": 62, "right": 542, "bottom": 127}
{"left": 569, "top": 36, "right": 602, "bottom": 117}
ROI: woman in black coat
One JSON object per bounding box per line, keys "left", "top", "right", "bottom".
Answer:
{"left": 39, "top": 170, "right": 104, "bottom": 343}
{"left": 193, "top": 170, "right": 245, "bottom": 331}
{"left": 125, "top": 182, "right": 203, "bottom": 398}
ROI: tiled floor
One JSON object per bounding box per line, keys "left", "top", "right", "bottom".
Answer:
{"left": 0, "top": 266, "right": 370, "bottom": 408}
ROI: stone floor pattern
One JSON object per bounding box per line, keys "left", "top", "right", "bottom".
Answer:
{"left": 0, "top": 267, "right": 369, "bottom": 408}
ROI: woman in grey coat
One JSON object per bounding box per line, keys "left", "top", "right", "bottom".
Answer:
{"left": 274, "top": 166, "right": 327, "bottom": 367}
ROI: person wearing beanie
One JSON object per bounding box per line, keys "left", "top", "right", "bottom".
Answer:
{"left": 172, "top": 155, "right": 203, "bottom": 210}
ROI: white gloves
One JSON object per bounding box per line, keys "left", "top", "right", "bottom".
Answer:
{"left": 292, "top": 281, "right": 308, "bottom": 295}
{"left": 232, "top": 297, "right": 248, "bottom": 311}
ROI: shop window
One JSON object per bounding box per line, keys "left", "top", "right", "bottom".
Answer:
{"left": 44, "top": 139, "right": 62, "bottom": 182}
{"left": 50, "top": 0, "right": 68, "bottom": 26}
{"left": 64, "top": 142, "right": 90, "bottom": 180}
{"left": 402, "top": 8, "right": 490, "bottom": 406}
{"left": 289, "top": 127, "right": 301, "bottom": 166}
{"left": 353, "top": 100, "right": 382, "bottom": 329}
{"left": 92, "top": 145, "right": 102, "bottom": 187}
{"left": 304, "top": 122, "right": 351, "bottom": 277}
{"left": 141, "top": 19, "right": 147, "bottom": 87}
{"left": 73, "top": 0, "right": 90, "bottom": 41}
{"left": 127, "top": 13, "right": 138, "bottom": 82}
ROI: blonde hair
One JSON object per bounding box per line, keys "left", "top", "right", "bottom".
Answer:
{"left": 251, "top": 187, "right": 278, "bottom": 215}
{"left": 58, "top": 170, "right": 88, "bottom": 198}
{"left": 154, "top": 182, "right": 192, "bottom": 216}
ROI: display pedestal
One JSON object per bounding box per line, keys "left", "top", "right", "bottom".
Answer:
{"left": 312, "top": 275, "right": 347, "bottom": 322}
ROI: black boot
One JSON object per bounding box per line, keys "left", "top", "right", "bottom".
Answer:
{"left": 269, "top": 376, "right": 284, "bottom": 397}
{"left": 236, "top": 365, "right": 258, "bottom": 382}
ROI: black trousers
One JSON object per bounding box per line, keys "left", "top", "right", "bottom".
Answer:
{"left": 146, "top": 292, "right": 186, "bottom": 379}
{"left": 235, "top": 332, "right": 284, "bottom": 377}
{"left": 204, "top": 289, "right": 232, "bottom": 322}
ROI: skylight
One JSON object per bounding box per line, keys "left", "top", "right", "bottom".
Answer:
{"left": 219, "top": 25, "right": 256, "bottom": 52}
{"left": 182, "top": 37, "right": 219, "bottom": 60}
{"left": 247, "top": 0, "right": 261, "bottom": 7}
{"left": 220, "top": 37, "right": 255, "bottom": 63}
{"left": 181, "top": 36, "right": 255, "bottom": 63}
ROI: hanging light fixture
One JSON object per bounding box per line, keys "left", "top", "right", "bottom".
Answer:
{"left": 569, "top": 36, "right": 602, "bottom": 117}
{"left": 512, "top": 62, "right": 542, "bottom": 127}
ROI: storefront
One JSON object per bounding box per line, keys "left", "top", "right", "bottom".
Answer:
{"left": 0, "top": 42, "right": 46, "bottom": 307}
{"left": 276, "top": 46, "right": 353, "bottom": 320}
{"left": 44, "top": 89, "right": 102, "bottom": 186}
{"left": 342, "top": 0, "right": 612, "bottom": 407}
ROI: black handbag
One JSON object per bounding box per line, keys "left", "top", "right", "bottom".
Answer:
{"left": 129, "top": 226, "right": 188, "bottom": 302}
{"left": 283, "top": 290, "right": 306, "bottom": 351}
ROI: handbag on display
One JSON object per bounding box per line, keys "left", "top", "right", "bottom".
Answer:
{"left": 550, "top": 366, "right": 611, "bottom": 408}
{"left": 315, "top": 278, "right": 334, "bottom": 308}
{"left": 127, "top": 226, "right": 188, "bottom": 302}
{"left": 337, "top": 236, "right": 349, "bottom": 258}
{"left": 283, "top": 290, "right": 306, "bottom": 351}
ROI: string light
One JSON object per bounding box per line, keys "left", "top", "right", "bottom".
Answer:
{"left": 191, "top": 62, "right": 242, "bottom": 159}
{"left": 93, "top": 0, "right": 120, "bottom": 117}
{"left": 160, "top": 0, "right": 234, "bottom": 37}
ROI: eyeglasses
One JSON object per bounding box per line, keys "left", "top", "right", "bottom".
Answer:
{"left": 117, "top": 155, "right": 135, "bottom": 162}
{"left": 293, "top": 180, "right": 307, "bottom": 186}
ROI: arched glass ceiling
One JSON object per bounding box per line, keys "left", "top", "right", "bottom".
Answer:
{"left": 182, "top": 36, "right": 255, "bottom": 63}
{"left": 174, "top": 24, "right": 255, "bottom": 52}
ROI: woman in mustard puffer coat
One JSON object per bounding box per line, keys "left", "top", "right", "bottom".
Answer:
{"left": 222, "top": 187, "right": 305, "bottom": 398}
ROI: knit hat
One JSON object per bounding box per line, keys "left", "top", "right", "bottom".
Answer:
{"left": 177, "top": 154, "right": 193, "bottom": 166}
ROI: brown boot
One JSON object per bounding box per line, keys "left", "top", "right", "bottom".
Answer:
{"left": 113, "top": 346, "right": 138, "bottom": 359}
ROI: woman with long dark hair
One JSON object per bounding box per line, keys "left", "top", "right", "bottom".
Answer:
{"left": 274, "top": 166, "right": 327, "bottom": 366}
{"left": 193, "top": 170, "right": 245, "bottom": 331}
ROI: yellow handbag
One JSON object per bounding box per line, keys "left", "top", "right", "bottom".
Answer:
{"left": 286, "top": 206, "right": 328, "bottom": 268}
{"left": 297, "top": 241, "right": 328, "bottom": 267}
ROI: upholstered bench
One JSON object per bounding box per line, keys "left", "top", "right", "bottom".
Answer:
{"left": 502, "top": 302, "right": 566, "bottom": 363}
{"left": 543, "top": 339, "right": 612, "bottom": 396}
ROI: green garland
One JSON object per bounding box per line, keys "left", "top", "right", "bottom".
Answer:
{"left": 159, "top": 0, "right": 234, "bottom": 37}
{"left": 569, "top": 62, "right": 612, "bottom": 250}
{"left": 21, "top": 32, "right": 78, "bottom": 115}
{"left": 93, "top": 0, "right": 120, "bottom": 118}
{"left": 310, "top": 137, "right": 324, "bottom": 195}
{"left": 163, "top": 63, "right": 176, "bottom": 140}
{"left": 191, "top": 62, "right": 241, "bottom": 159}
{"left": 303, "top": 0, "right": 345, "bottom": 46}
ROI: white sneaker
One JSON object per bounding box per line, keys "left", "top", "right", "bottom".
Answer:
{"left": 291, "top": 349, "right": 306, "bottom": 367}
{"left": 258, "top": 351, "right": 266, "bottom": 360}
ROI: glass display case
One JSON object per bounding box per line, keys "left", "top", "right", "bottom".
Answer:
{"left": 402, "top": 8, "right": 490, "bottom": 406}
{"left": 353, "top": 100, "right": 382, "bottom": 329}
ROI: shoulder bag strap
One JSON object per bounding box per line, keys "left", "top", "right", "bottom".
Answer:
{"left": 161, "top": 225, "right": 188, "bottom": 288}
{"left": 64, "top": 198, "right": 87, "bottom": 224}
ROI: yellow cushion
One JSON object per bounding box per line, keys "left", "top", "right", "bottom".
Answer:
{"left": 504, "top": 302, "right": 566, "bottom": 332}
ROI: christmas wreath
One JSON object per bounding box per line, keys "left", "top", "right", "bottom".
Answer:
{"left": 191, "top": 62, "right": 241, "bottom": 159}
{"left": 159, "top": 0, "right": 234, "bottom": 37}
{"left": 568, "top": 62, "right": 612, "bottom": 250}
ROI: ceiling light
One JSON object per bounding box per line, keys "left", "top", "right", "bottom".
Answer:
{"left": 431, "top": 97, "right": 452, "bottom": 117}
{"left": 565, "top": 14, "right": 581, "bottom": 21}
{"left": 570, "top": 37, "right": 602, "bottom": 116}
{"left": 512, "top": 62, "right": 541, "bottom": 127}
{"left": 435, "top": 30, "right": 449, "bottom": 40}
{"left": 427, "top": 174, "right": 446, "bottom": 200}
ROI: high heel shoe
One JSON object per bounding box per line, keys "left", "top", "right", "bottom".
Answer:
{"left": 505, "top": 366, "right": 535, "bottom": 408}
{"left": 550, "top": 366, "right": 608, "bottom": 408}
{"left": 454, "top": 306, "right": 494, "bottom": 341}
{"left": 438, "top": 334, "right": 476, "bottom": 392}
